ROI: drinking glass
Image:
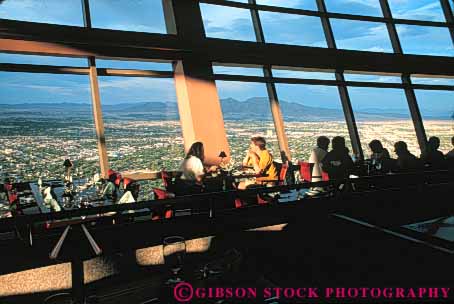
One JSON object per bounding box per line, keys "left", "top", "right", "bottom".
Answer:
{"left": 163, "top": 236, "right": 186, "bottom": 284}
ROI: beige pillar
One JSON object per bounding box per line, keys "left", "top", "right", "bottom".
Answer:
{"left": 174, "top": 60, "right": 230, "bottom": 165}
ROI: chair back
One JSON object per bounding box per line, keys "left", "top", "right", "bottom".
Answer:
{"left": 322, "top": 171, "right": 330, "bottom": 181}
{"left": 299, "top": 161, "right": 312, "bottom": 182}
{"left": 161, "top": 169, "right": 171, "bottom": 188}
{"left": 279, "top": 163, "right": 289, "bottom": 185}
{"left": 153, "top": 188, "right": 169, "bottom": 200}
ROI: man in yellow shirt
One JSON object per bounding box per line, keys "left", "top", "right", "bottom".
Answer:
{"left": 240, "top": 136, "right": 277, "bottom": 188}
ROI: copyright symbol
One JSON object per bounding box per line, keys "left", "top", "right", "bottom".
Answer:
{"left": 173, "top": 282, "right": 193, "bottom": 302}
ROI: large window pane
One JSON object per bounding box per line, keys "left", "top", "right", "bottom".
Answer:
{"left": 331, "top": 20, "right": 393, "bottom": 52}
{"left": 256, "top": 0, "right": 317, "bottom": 10}
{"left": 415, "top": 90, "right": 454, "bottom": 153}
{"left": 89, "top": 0, "right": 167, "bottom": 33}
{"left": 344, "top": 73, "right": 402, "bottom": 83}
{"left": 388, "top": 0, "right": 446, "bottom": 22}
{"left": 97, "top": 76, "right": 183, "bottom": 173}
{"left": 95, "top": 59, "right": 173, "bottom": 71}
{"left": 0, "top": 72, "right": 97, "bottom": 182}
{"left": 213, "top": 65, "right": 264, "bottom": 76}
{"left": 0, "top": 0, "right": 83, "bottom": 26}
{"left": 259, "top": 12, "right": 327, "bottom": 47}
{"left": 396, "top": 25, "right": 454, "bottom": 57}
{"left": 348, "top": 87, "right": 419, "bottom": 157}
{"left": 274, "top": 84, "right": 351, "bottom": 161}
{"left": 272, "top": 68, "right": 335, "bottom": 80}
{"left": 411, "top": 76, "right": 454, "bottom": 86}
{"left": 200, "top": 4, "right": 256, "bottom": 41}
{"left": 0, "top": 53, "right": 87, "bottom": 67}
{"left": 215, "top": 81, "right": 280, "bottom": 165}
{"left": 325, "top": 0, "right": 382, "bottom": 17}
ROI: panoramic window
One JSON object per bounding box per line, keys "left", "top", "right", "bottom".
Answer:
{"left": 396, "top": 25, "right": 454, "bottom": 57}
{"left": 0, "top": 0, "right": 84, "bottom": 26}
{"left": 256, "top": 0, "right": 318, "bottom": 10}
{"left": 215, "top": 81, "right": 281, "bottom": 165}
{"left": 272, "top": 68, "right": 335, "bottom": 80}
{"left": 348, "top": 87, "right": 419, "bottom": 157}
{"left": 200, "top": 4, "right": 256, "bottom": 41}
{"left": 344, "top": 72, "right": 402, "bottom": 83}
{"left": 388, "top": 0, "right": 446, "bottom": 22}
{"left": 0, "top": 71, "right": 97, "bottom": 182}
{"left": 97, "top": 76, "right": 182, "bottom": 173}
{"left": 89, "top": 0, "right": 167, "bottom": 33}
{"left": 274, "top": 84, "right": 351, "bottom": 161}
{"left": 259, "top": 12, "right": 327, "bottom": 47}
{"left": 411, "top": 76, "right": 454, "bottom": 86}
{"left": 0, "top": 53, "right": 87, "bottom": 67}
{"left": 95, "top": 59, "right": 173, "bottom": 71}
{"left": 324, "top": 0, "right": 383, "bottom": 17}
{"left": 331, "top": 20, "right": 393, "bottom": 53}
{"left": 212, "top": 65, "right": 264, "bottom": 77}
{"left": 414, "top": 90, "right": 454, "bottom": 153}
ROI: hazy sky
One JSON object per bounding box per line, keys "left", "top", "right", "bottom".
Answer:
{"left": 0, "top": 0, "right": 452, "bottom": 116}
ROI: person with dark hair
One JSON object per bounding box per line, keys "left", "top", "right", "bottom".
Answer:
{"left": 181, "top": 142, "right": 207, "bottom": 184}
{"left": 447, "top": 136, "right": 454, "bottom": 168}
{"left": 447, "top": 136, "right": 454, "bottom": 159}
{"left": 239, "top": 136, "right": 277, "bottom": 189}
{"left": 421, "top": 136, "right": 445, "bottom": 169}
{"left": 321, "top": 136, "right": 354, "bottom": 180}
{"left": 394, "top": 141, "right": 423, "bottom": 171}
{"left": 368, "top": 139, "right": 392, "bottom": 172}
{"left": 177, "top": 141, "right": 218, "bottom": 193}
{"left": 309, "top": 136, "right": 330, "bottom": 182}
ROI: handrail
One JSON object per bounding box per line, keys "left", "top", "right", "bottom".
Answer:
{"left": 0, "top": 169, "right": 452, "bottom": 227}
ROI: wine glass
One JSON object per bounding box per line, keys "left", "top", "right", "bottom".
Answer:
{"left": 163, "top": 236, "right": 186, "bottom": 284}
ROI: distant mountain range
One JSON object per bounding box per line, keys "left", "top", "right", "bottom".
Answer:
{"left": 0, "top": 97, "right": 451, "bottom": 121}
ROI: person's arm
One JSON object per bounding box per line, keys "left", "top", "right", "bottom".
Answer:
{"left": 242, "top": 150, "right": 253, "bottom": 167}
{"left": 248, "top": 152, "right": 260, "bottom": 173}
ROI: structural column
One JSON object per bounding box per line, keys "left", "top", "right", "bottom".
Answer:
{"left": 82, "top": 0, "right": 109, "bottom": 177}
{"left": 316, "top": 0, "right": 364, "bottom": 159}
{"left": 165, "top": 0, "right": 230, "bottom": 165}
{"left": 249, "top": 0, "right": 291, "bottom": 162}
{"left": 379, "top": 0, "right": 428, "bottom": 153}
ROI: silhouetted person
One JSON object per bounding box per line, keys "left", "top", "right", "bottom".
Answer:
{"left": 421, "top": 136, "right": 445, "bottom": 169}
{"left": 310, "top": 136, "right": 330, "bottom": 182}
{"left": 306, "top": 136, "right": 330, "bottom": 196}
{"left": 394, "top": 141, "right": 422, "bottom": 172}
{"left": 446, "top": 136, "right": 454, "bottom": 169}
{"left": 322, "top": 136, "right": 354, "bottom": 180}
{"left": 446, "top": 136, "right": 454, "bottom": 159}
{"left": 368, "top": 139, "right": 392, "bottom": 172}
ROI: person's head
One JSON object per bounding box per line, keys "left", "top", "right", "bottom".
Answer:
{"left": 427, "top": 136, "right": 440, "bottom": 151}
{"left": 316, "top": 136, "right": 330, "bottom": 151}
{"left": 394, "top": 141, "right": 408, "bottom": 156}
{"left": 331, "top": 136, "right": 346, "bottom": 151}
{"left": 186, "top": 142, "right": 205, "bottom": 161}
{"left": 369, "top": 140, "right": 384, "bottom": 154}
{"left": 250, "top": 136, "right": 267, "bottom": 153}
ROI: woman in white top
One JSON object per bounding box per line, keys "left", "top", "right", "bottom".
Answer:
{"left": 181, "top": 142, "right": 218, "bottom": 182}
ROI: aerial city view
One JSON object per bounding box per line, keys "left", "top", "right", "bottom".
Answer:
{"left": 1, "top": 97, "right": 452, "bottom": 187}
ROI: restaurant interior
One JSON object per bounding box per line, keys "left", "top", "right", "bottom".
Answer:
{"left": 0, "top": 0, "right": 454, "bottom": 303}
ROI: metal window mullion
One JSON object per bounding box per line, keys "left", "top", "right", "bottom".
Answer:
{"left": 379, "top": 0, "right": 428, "bottom": 153}
{"left": 440, "top": 0, "right": 454, "bottom": 45}
{"left": 249, "top": 0, "right": 291, "bottom": 162}
{"left": 316, "top": 0, "right": 364, "bottom": 159}
{"left": 82, "top": 0, "right": 110, "bottom": 177}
